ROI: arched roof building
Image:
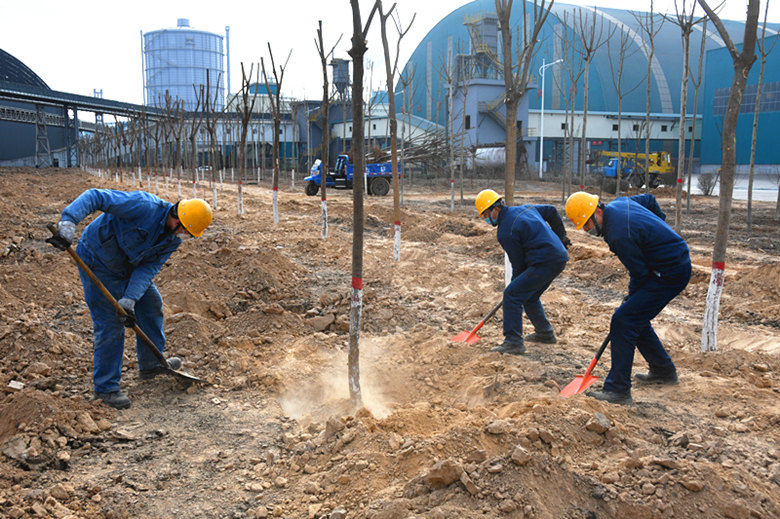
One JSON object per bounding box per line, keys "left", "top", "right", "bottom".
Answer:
{"left": 400, "top": 0, "right": 779, "bottom": 125}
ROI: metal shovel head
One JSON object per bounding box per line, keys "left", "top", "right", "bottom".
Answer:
{"left": 451, "top": 330, "right": 481, "bottom": 345}
{"left": 168, "top": 367, "right": 207, "bottom": 385}
{"left": 560, "top": 373, "right": 598, "bottom": 398}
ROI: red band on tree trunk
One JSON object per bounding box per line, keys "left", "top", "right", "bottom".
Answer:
{"left": 713, "top": 261, "right": 725, "bottom": 271}
{"left": 677, "top": 178, "right": 683, "bottom": 183}
{"left": 394, "top": 221, "right": 401, "bottom": 225}
{"left": 321, "top": 196, "right": 326, "bottom": 201}
{"left": 351, "top": 277, "right": 363, "bottom": 290}
{"left": 273, "top": 187, "right": 278, "bottom": 191}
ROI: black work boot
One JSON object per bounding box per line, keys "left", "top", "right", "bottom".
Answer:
{"left": 588, "top": 389, "right": 633, "bottom": 405}
{"left": 94, "top": 390, "right": 131, "bottom": 409}
{"left": 635, "top": 368, "right": 679, "bottom": 385}
{"left": 139, "top": 357, "right": 182, "bottom": 380}
{"left": 524, "top": 329, "right": 557, "bottom": 344}
{"left": 490, "top": 337, "right": 526, "bottom": 355}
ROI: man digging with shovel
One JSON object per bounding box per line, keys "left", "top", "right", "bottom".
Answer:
{"left": 475, "top": 189, "right": 570, "bottom": 355}
{"left": 564, "top": 192, "right": 691, "bottom": 404}
{"left": 47, "top": 189, "right": 212, "bottom": 409}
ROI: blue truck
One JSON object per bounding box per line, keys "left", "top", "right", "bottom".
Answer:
{"left": 304, "top": 154, "right": 394, "bottom": 196}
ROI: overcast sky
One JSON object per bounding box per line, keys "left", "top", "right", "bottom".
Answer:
{"left": 2, "top": 0, "right": 777, "bottom": 108}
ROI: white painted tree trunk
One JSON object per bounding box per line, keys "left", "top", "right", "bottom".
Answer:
{"left": 165, "top": 169, "right": 170, "bottom": 198}
{"left": 273, "top": 188, "right": 279, "bottom": 223}
{"left": 212, "top": 184, "right": 218, "bottom": 211}
{"left": 348, "top": 279, "right": 363, "bottom": 404}
{"left": 701, "top": 262, "right": 725, "bottom": 352}
{"left": 291, "top": 169, "right": 295, "bottom": 192}
{"left": 238, "top": 182, "right": 244, "bottom": 216}
{"left": 505, "top": 253, "right": 512, "bottom": 287}
{"left": 393, "top": 223, "right": 401, "bottom": 262}
{"left": 451, "top": 179, "right": 455, "bottom": 213}
{"left": 231, "top": 167, "right": 234, "bottom": 183}
{"left": 321, "top": 199, "right": 328, "bottom": 239}
{"left": 155, "top": 175, "right": 159, "bottom": 195}
{"left": 192, "top": 178, "right": 197, "bottom": 198}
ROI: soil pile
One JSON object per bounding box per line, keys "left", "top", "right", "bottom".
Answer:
{"left": 0, "top": 168, "right": 777, "bottom": 519}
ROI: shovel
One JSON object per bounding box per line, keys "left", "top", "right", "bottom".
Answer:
{"left": 451, "top": 300, "right": 503, "bottom": 345}
{"left": 560, "top": 334, "right": 610, "bottom": 397}
{"left": 48, "top": 223, "right": 206, "bottom": 385}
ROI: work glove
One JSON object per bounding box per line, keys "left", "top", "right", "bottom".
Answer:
{"left": 46, "top": 220, "right": 76, "bottom": 251}
{"left": 561, "top": 236, "right": 572, "bottom": 249}
{"left": 117, "top": 298, "right": 136, "bottom": 328}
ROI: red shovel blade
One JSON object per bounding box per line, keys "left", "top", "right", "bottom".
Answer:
{"left": 451, "top": 330, "right": 481, "bottom": 345}
{"left": 451, "top": 320, "right": 485, "bottom": 345}
{"left": 560, "top": 373, "right": 598, "bottom": 397}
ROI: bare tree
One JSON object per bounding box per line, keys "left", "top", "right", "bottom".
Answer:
{"left": 399, "top": 65, "right": 416, "bottom": 205}
{"left": 574, "top": 7, "right": 613, "bottom": 187}
{"left": 202, "top": 70, "right": 223, "bottom": 208}
{"left": 553, "top": 10, "right": 584, "bottom": 202}
{"left": 665, "top": 0, "right": 705, "bottom": 230}
{"left": 634, "top": 2, "right": 664, "bottom": 192}
{"left": 380, "top": 1, "right": 415, "bottom": 260}
{"left": 236, "top": 63, "right": 259, "bottom": 215}
{"left": 747, "top": 2, "right": 776, "bottom": 232}
{"left": 698, "top": 0, "right": 760, "bottom": 352}
{"left": 496, "top": 0, "right": 554, "bottom": 204}
{"left": 315, "top": 21, "right": 343, "bottom": 239}
{"left": 686, "top": 18, "right": 708, "bottom": 212}
{"left": 347, "top": 0, "right": 380, "bottom": 407}
{"left": 606, "top": 24, "right": 642, "bottom": 196}
{"left": 261, "top": 44, "right": 292, "bottom": 224}
{"left": 187, "top": 84, "right": 206, "bottom": 198}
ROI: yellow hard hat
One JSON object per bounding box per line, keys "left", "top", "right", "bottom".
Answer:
{"left": 177, "top": 199, "right": 213, "bottom": 237}
{"left": 565, "top": 192, "right": 599, "bottom": 230}
{"left": 475, "top": 189, "right": 503, "bottom": 216}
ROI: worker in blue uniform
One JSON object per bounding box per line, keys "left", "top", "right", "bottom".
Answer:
{"left": 565, "top": 191, "right": 691, "bottom": 404}
{"left": 48, "top": 189, "right": 212, "bottom": 409}
{"left": 475, "top": 189, "right": 570, "bottom": 355}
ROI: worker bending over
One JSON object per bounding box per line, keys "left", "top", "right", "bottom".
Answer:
{"left": 476, "top": 189, "right": 570, "bottom": 355}
{"left": 565, "top": 192, "right": 691, "bottom": 404}
{"left": 48, "top": 189, "right": 212, "bottom": 409}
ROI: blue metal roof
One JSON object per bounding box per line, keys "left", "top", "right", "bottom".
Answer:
{"left": 399, "top": 0, "right": 780, "bottom": 126}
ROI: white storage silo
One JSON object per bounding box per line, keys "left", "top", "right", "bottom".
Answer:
{"left": 143, "top": 18, "right": 225, "bottom": 111}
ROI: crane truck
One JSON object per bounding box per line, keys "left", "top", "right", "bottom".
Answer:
{"left": 589, "top": 150, "right": 675, "bottom": 190}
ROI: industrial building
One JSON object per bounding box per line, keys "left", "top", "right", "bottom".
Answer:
{"left": 398, "top": 0, "right": 780, "bottom": 176}
{"left": 700, "top": 32, "right": 780, "bottom": 173}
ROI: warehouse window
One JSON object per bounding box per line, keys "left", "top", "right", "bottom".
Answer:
{"left": 612, "top": 124, "right": 618, "bottom": 131}
{"left": 714, "top": 82, "right": 780, "bottom": 115}
{"left": 465, "top": 115, "right": 471, "bottom": 129}
{"left": 661, "top": 125, "right": 668, "bottom": 132}
{"left": 633, "top": 124, "right": 639, "bottom": 131}
{"left": 561, "top": 123, "right": 567, "bottom": 130}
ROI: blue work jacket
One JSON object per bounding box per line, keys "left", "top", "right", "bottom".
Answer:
{"left": 602, "top": 194, "right": 690, "bottom": 295}
{"left": 496, "top": 204, "right": 569, "bottom": 276}
{"left": 61, "top": 189, "right": 181, "bottom": 301}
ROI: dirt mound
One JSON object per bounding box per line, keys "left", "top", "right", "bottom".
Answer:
{"left": 0, "top": 168, "right": 778, "bottom": 519}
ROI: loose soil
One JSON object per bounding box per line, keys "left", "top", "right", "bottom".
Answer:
{"left": 0, "top": 167, "right": 778, "bottom": 519}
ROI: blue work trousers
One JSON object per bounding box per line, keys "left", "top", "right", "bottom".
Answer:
{"left": 76, "top": 245, "right": 167, "bottom": 393}
{"left": 604, "top": 263, "right": 692, "bottom": 393}
{"left": 503, "top": 261, "right": 566, "bottom": 340}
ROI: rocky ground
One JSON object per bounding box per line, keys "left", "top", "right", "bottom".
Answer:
{"left": 0, "top": 167, "right": 778, "bottom": 519}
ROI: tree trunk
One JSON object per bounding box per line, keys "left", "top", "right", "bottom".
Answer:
{"left": 579, "top": 59, "right": 591, "bottom": 188}
{"left": 504, "top": 98, "right": 518, "bottom": 204}
{"left": 700, "top": 0, "right": 759, "bottom": 352}
{"left": 747, "top": 52, "right": 767, "bottom": 233}
{"left": 347, "top": 0, "right": 375, "bottom": 407}
{"left": 674, "top": 29, "right": 690, "bottom": 230}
